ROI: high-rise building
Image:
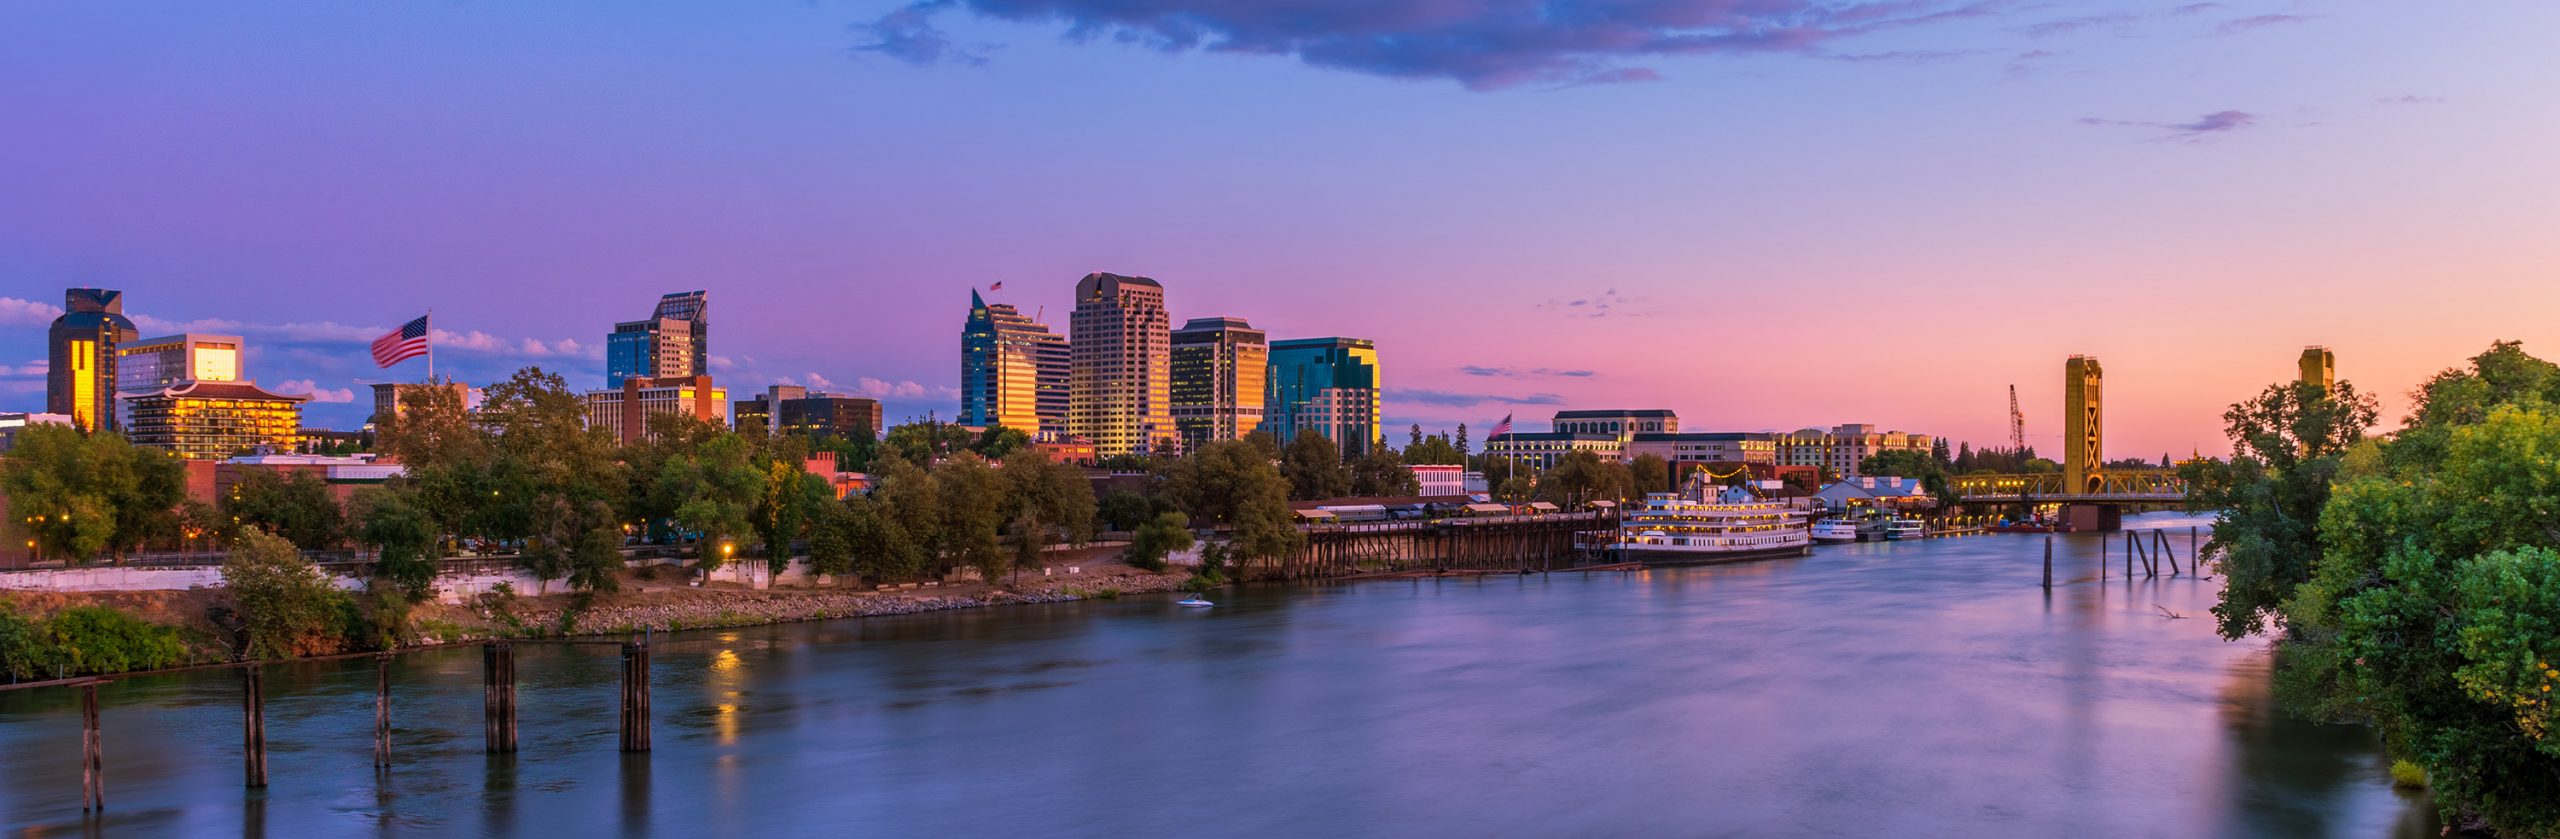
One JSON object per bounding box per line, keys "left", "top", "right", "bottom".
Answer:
{"left": 1170, "top": 316, "right": 1267, "bottom": 451}
{"left": 2300, "top": 346, "right": 2335, "bottom": 397}
{"left": 115, "top": 334, "right": 243, "bottom": 394}
{"left": 735, "top": 385, "right": 883, "bottom": 440}
{"left": 582, "top": 375, "right": 727, "bottom": 445}
{"left": 1068, "top": 273, "right": 1173, "bottom": 456}
{"left": 47, "top": 288, "right": 139, "bottom": 432}
{"left": 607, "top": 290, "right": 709, "bottom": 387}
{"left": 960, "top": 290, "right": 1069, "bottom": 435}
{"left": 123, "top": 381, "right": 309, "bottom": 459}
{"left": 1264, "top": 337, "right": 1381, "bottom": 457}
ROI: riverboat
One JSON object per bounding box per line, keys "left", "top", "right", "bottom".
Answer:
{"left": 1617, "top": 478, "right": 1812, "bottom": 566}
{"left": 1885, "top": 516, "right": 1927, "bottom": 540}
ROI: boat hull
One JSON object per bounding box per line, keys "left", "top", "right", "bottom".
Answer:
{"left": 1622, "top": 543, "right": 1814, "bottom": 567}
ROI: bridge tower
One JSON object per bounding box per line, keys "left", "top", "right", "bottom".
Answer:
{"left": 2064, "top": 355, "right": 2103, "bottom": 494}
{"left": 2299, "top": 346, "right": 2334, "bottom": 397}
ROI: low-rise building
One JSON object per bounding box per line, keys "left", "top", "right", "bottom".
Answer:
{"left": 1032, "top": 433, "right": 1098, "bottom": 466}
{"left": 1625, "top": 431, "right": 1778, "bottom": 467}
{"left": 0, "top": 412, "right": 73, "bottom": 452}
{"left": 1811, "top": 476, "right": 1935, "bottom": 511}
{"left": 1550, "top": 409, "right": 1678, "bottom": 445}
{"left": 734, "top": 385, "right": 883, "bottom": 441}
{"left": 1779, "top": 424, "right": 1936, "bottom": 478}
{"left": 1483, "top": 431, "right": 1622, "bottom": 472}
{"left": 583, "top": 375, "right": 727, "bottom": 445}
{"left": 1406, "top": 463, "right": 1487, "bottom": 496}
{"left": 121, "top": 380, "right": 309, "bottom": 460}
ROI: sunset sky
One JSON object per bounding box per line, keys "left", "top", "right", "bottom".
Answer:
{"left": 2, "top": 1, "right": 2554, "bottom": 458}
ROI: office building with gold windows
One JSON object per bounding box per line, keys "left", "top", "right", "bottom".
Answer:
{"left": 583, "top": 375, "right": 728, "bottom": 445}
{"left": 961, "top": 289, "right": 1070, "bottom": 436}
{"left": 46, "top": 288, "right": 139, "bottom": 432}
{"left": 121, "top": 380, "right": 310, "bottom": 459}
{"left": 1265, "top": 337, "right": 1381, "bottom": 457}
{"left": 116, "top": 333, "right": 243, "bottom": 394}
{"left": 1170, "top": 316, "right": 1267, "bottom": 452}
{"left": 1068, "top": 273, "right": 1174, "bottom": 455}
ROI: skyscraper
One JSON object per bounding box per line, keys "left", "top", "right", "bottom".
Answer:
{"left": 1170, "top": 316, "right": 1266, "bottom": 451}
{"left": 960, "top": 290, "right": 1069, "bottom": 436}
{"left": 1265, "top": 337, "right": 1381, "bottom": 458}
{"left": 607, "top": 290, "right": 709, "bottom": 387}
{"left": 1068, "top": 273, "right": 1172, "bottom": 456}
{"left": 47, "top": 288, "right": 139, "bottom": 433}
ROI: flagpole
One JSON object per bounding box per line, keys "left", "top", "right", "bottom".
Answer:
{"left": 425, "top": 309, "right": 434, "bottom": 384}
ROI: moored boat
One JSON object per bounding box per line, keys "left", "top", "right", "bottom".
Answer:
{"left": 1884, "top": 516, "right": 1926, "bottom": 540}
{"left": 1810, "top": 518, "right": 1861, "bottom": 543}
{"left": 1616, "top": 477, "right": 1813, "bottom": 566}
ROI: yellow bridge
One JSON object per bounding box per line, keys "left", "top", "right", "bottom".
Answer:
{"left": 1948, "top": 469, "right": 2187, "bottom": 504}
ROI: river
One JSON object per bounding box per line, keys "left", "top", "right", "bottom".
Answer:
{"left": 0, "top": 511, "right": 2437, "bottom": 837}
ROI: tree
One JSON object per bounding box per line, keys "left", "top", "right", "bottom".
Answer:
{"left": 753, "top": 460, "right": 833, "bottom": 573}
{"left": 1348, "top": 445, "right": 1419, "bottom": 497}
{"left": 1930, "top": 436, "right": 1952, "bottom": 465}
{"left": 971, "top": 425, "right": 1031, "bottom": 460}
{"left": 223, "top": 529, "right": 354, "bottom": 660}
{"left": 1454, "top": 423, "right": 1468, "bottom": 458}
{"left": 882, "top": 420, "right": 975, "bottom": 464}
{"left": 1281, "top": 430, "right": 1350, "bottom": 500}
{"left": 1409, "top": 424, "right": 1424, "bottom": 451}
{"left": 658, "top": 432, "right": 765, "bottom": 572}
{"left": 2183, "top": 377, "right": 2379, "bottom": 639}
{"left": 931, "top": 454, "right": 1008, "bottom": 580}
{"left": 1537, "top": 451, "right": 1632, "bottom": 508}
{"left": 806, "top": 501, "right": 856, "bottom": 581}
{"left": 0, "top": 424, "right": 185, "bottom": 562}
{"left": 1859, "top": 449, "right": 1959, "bottom": 510}
{"left": 1159, "top": 440, "right": 1303, "bottom": 574}
{"left": 1097, "top": 490, "right": 1156, "bottom": 532}
{"left": 1404, "top": 434, "right": 1464, "bottom": 466}
{"left": 521, "top": 496, "right": 625, "bottom": 593}
{"left": 1630, "top": 453, "right": 1672, "bottom": 496}
{"left": 350, "top": 487, "right": 437, "bottom": 602}
{"left": 1002, "top": 449, "right": 1097, "bottom": 547}
{"left": 840, "top": 494, "right": 928, "bottom": 581}
{"left": 221, "top": 469, "right": 346, "bottom": 549}
{"left": 1125, "top": 511, "right": 1194, "bottom": 573}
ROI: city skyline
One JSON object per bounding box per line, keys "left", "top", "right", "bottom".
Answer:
{"left": 3, "top": 2, "right": 2557, "bottom": 458}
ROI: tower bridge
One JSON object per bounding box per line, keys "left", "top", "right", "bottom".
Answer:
{"left": 1940, "top": 347, "right": 2327, "bottom": 530}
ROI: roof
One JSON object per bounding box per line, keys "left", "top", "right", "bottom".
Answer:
{"left": 1629, "top": 432, "right": 1773, "bottom": 443}
{"left": 1553, "top": 409, "right": 1678, "bottom": 419}
{"left": 1485, "top": 432, "right": 1619, "bottom": 443}
{"left": 1289, "top": 494, "right": 1475, "bottom": 510}
{"left": 134, "top": 380, "right": 309, "bottom": 403}
{"left": 1462, "top": 503, "right": 1512, "bottom": 514}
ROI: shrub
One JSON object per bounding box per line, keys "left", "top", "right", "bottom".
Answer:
{"left": 1125, "top": 512, "right": 1194, "bottom": 573}
{"left": 1, "top": 605, "right": 186, "bottom": 679}
{"left": 224, "top": 529, "right": 357, "bottom": 659}
{"left": 0, "top": 606, "right": 57, "bottom": 681}
{"left": 2391, "top": 760, "right": 2428, "bottom": 790}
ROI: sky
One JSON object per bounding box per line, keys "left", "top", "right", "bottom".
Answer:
{"left": 1, "top": 1, "right": 2554, "bottom": 459}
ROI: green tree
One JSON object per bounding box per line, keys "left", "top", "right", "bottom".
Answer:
{"left": 971, "top": 425, "right": 1032, "bottom": 460}
{"left": 2183, "top": 377, "right": 2379, "bottom": 639}
{"left": 522, "top": 496, "right": 625, "bottom": 593}
{"left": 1537, "top": 451, "right": 1632, "bottom": 508}
{"left": 754, "top": 460, "right": 834, "bottom": 573}
{"left": 1002, "top": 449, "right": 1097, "bottom": 547}
{"left": 1348, "top": 444, "right": 1419, "bottom": 497}
{"left": 1159, "top": 440, "right": 1302, "bottom": 574}
{"left": 222, "top": 529, "right": 354, "bottom": 660}
{"left": 1125, "top": 511, "right": 1194, "bottom": 573}
{"left": 658, "top": 433, "right": 766, "bottom": 572}
{"left": 221, "top": 469, "right": 346, "bottom": 549}
{"left": 807, "top": 500, "right": 856, "bottom": 580}
{"left": 1630, "top": 453, "right": 1672, "bottom": 496}
{"left": 931, "top": 454, "right": 1008, "bottom": 580}
{"left": 350, "top": 486, "right": 437, "bottom": 602}
{"left": 841, "top": 494, "right": 928, "bottom": 581}
{"left": 1097, "top": 490, "right": 1156, "bottom": 532}
{"left": 1404, "top": 434, "right": 1465, "bottom": 466}
{"left": 0, "top": 424, "right": 185, "bottom": 562}
{"left": 1281, "top": 430, "right": 1350, "bottom": 500}
{"left": 882, "top": 420, "right": 975, "bottom": 464}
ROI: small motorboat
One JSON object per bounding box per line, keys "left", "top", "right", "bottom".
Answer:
{"left": 1176, "top": 597, "right": 1214, "bottom": 607}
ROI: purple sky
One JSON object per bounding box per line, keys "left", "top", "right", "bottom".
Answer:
{"left": 3, "top": 1, "right": 2556, "bottom": 458}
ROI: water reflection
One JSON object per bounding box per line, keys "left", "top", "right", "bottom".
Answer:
{"left": 0, "top": 512, "right": 2433, "bottom": 836}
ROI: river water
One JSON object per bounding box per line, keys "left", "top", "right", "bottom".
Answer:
{"left": 1, "top": 511, "right": 2436, "bottom": 837}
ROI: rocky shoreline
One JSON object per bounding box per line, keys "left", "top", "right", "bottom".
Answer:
{"left": 491, "top": 566, "right": 1196, "bottom": 638}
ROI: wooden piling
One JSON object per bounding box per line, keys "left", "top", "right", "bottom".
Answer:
{"left": 621, "top": 641, "right": 651, "bottom": 752}
{"left": 374, "top": 654, "right": 393, "bottom": 768}
{"left": 2042, "top": 535, "right": 2053, "bottom": 590}
{"left": 2158, "top": 530, "right": 2180, "bottom": 576}
{"left": 242, "top": 665, "right": 267, "bottom": 788}
{"left": 484, "top": 642, "right": 517, "bottom": 754}
{"left": 81, "top": 681, "right": 102, "bottom": 812}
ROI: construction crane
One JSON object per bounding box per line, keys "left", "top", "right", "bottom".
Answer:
{"left": 2008, "top": 385, "right": 2026, "bottom": 452}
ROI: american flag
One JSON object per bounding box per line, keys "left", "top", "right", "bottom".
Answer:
{"left": 371, "top": 315, "right": 430, "bottom": 368}
{"left": 988, "top": 281, "right": 1004, "bottom": 292}
{"left": 1489, "top": 413, "right": 1512, "bottom": 438}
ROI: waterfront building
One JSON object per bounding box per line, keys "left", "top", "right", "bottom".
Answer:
{"left": 0, "top": 413, "right": 73, "bottom": 452}
{"left": 369, "top": 381, "right": 474, "bottom": 426}
{"left": 1550, "top": 409, "right": 1679, "bottom": 446}
{"left": 583, "top": 375, "right": 727, "bottom": 445}
{"left": 1483, "top": 432, "right": 1622, "bottom": 473}
{"left": 734, "top": 385, "right": 884, "bottom": 440}
{"left": 607, "top": 290, "right": 710, "bottom": 387}
{"left": 1406, "top": 463, "right": 1487, "bottom": 496}
{"left": 46, "top": 288, "right": 139, "bottom": 432}
{"left": 121, "top": 380, "right": 309, "bottom": 460}
{"left": 1777, "top": 424, "right": 1936, "bottom": 478}
{"left": 1812, "top": 476, "right": 1934, "bottom": 512}
{"left": 1068, "top": 273, "right": 1173, "bottom": 456}
{"left": 1264, "top": 337, "right": 1381, "bottom": 457}
{"left": 1170, "top": 316, "right": 1267, "bottom": 451}
{"left": 115, "top": 334, "right": 242, "bottom": 394}
{"left": 960, "top": 290, "right": 1070, "bottom": 435}
{"left": 1625, "top": 431, "right": 1779, "bottom": 470}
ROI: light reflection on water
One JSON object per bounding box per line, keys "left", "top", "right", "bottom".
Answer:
{"left": 0, "top": 512, "right": 2437, "bottom": 836}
